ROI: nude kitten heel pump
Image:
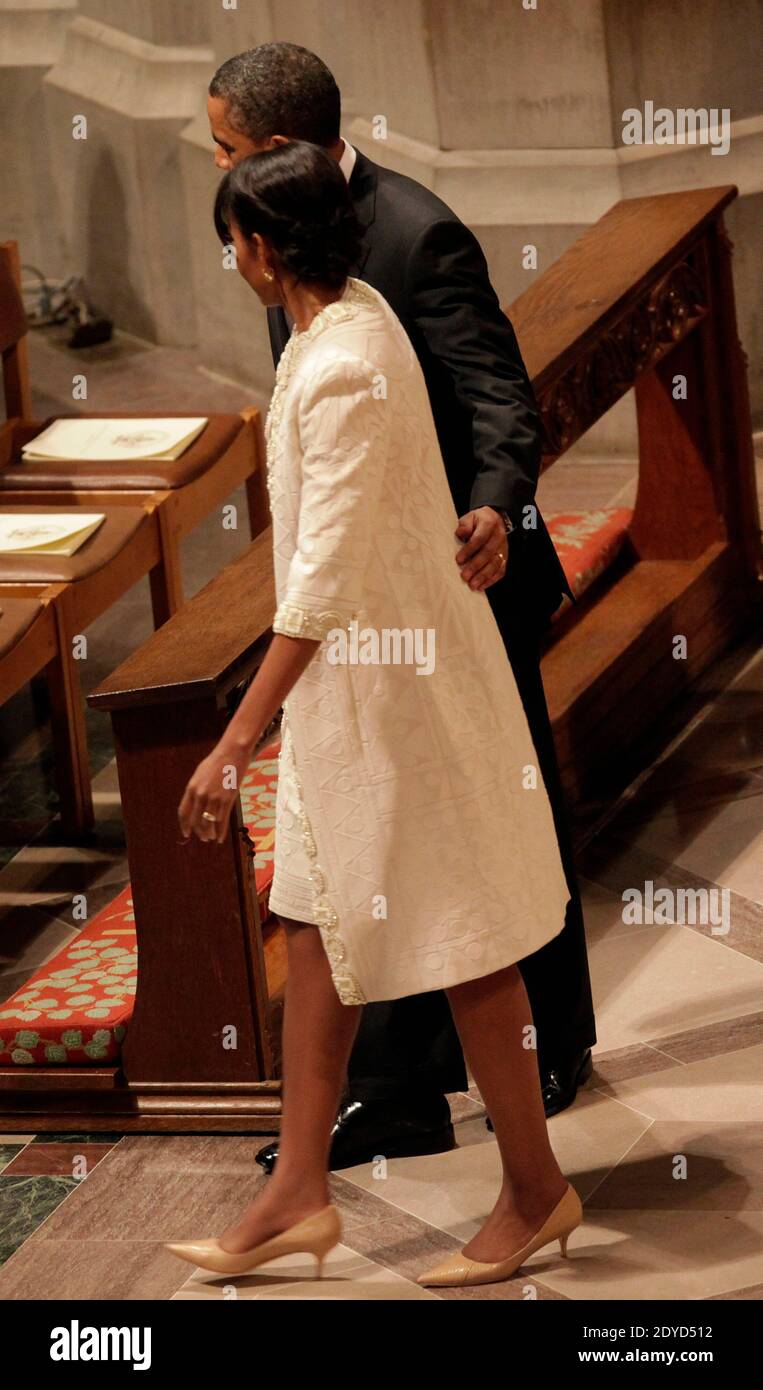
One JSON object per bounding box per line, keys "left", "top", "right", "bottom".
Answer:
{"left": 165, "top": 1204, "right": 342, "bottom": 1278}
{"left": 417, "top": 1182, "right": 582, "bottom": 1288}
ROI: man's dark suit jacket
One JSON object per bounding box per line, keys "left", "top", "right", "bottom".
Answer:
{"left": 267, "top": 147, "right": 574, "bottom": 631}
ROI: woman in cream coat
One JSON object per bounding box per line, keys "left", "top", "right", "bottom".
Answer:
{"left": 169, "top": 142, "right": 583, "bottom": 1289}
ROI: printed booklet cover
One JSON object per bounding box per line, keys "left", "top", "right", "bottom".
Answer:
{"left": 0, "top": 513, "right": 106, "bottom": 556}
{"left": 21, "top": 418, "right": 208, "bottom": 463}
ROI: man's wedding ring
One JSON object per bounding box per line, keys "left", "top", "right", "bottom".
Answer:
{"left": 201, "top": 811, "right": 218, "bottom": 823}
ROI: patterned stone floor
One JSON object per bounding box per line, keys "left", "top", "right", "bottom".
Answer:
{"left": 0, "top": 327, "right": 762, "bottom": 1298}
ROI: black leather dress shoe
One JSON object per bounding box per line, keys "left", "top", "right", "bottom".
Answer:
{"left": 256, "top": 1093, "right": 456, "bottom": 1173}
{"left": 541, "top": 1048, "right": 594, "bottom": 1116}
{"left": 485, "top": 1048, "right": 593, "bottom": 1130}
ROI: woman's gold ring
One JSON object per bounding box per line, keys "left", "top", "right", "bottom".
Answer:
{"left": 201, "top": 811, "right": 218, "bottom": 823}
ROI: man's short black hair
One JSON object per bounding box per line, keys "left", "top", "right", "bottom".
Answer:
{"left": 209, "top": 42, "right": 341, "bottom": 146}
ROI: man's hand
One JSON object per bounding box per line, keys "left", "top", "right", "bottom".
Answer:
{"left": 455, "top": 506, "right": 509, "bottom": 591}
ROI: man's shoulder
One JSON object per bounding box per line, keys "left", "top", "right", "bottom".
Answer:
{"left": 357, "top": 150, "right": 463, "bottom": 237}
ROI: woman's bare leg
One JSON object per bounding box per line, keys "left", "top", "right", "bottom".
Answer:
{"left": 218, "top": 915, "right": 361, "bottom": 1253}
{"left": 445, "top": 962, "right": 569, "bottom": 1262}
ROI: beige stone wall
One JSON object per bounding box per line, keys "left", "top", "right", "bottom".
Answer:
{"left": 0, "top": 0, "right": 76, "bottom": 274}
{"left": 40, "top": 13, "right": 212, "bottom": 345}
{"left": 76, "top": 0, "right": 211, "bottom": 46}
{"left": 1, "top": 0, "right": 760, "bottom": 426}
{"left": 604, "top": 0, "right": 763, "bottom": 125}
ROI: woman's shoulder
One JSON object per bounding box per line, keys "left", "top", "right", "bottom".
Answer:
{"left": 316, "top": 279, "right": 411, "bottom": 364}
{"left": 290, "top": 342, "right": 384, "bottom": 419}
{"left": 289, "top": 281, "right": 396, "bottom": 375}
{"left": 307, "top": 277, "right": 391, "bottom": 342}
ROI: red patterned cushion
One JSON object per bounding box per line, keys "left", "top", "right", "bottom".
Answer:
{"left": 0, "top": 739, "right": 281, "bottom": 1067}
{"left": 0, "top": 887, "right": 136, "bottom": 1066}
{"left": 546, "top": 507, "right": 633, "bottom": 619}
{"left": 239, "top": 739, "right": 279, "bottom": 917}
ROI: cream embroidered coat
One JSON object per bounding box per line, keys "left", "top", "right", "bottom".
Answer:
{"left": 264, "top": 277, "right": 570, "bottom": 1004}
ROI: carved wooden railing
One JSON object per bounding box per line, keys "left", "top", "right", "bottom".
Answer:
{"left": 4, "top": 185, "right": 759, "bottom": 1129}
{"left": 511, "top": 184, "right": 762, "bottom": 799}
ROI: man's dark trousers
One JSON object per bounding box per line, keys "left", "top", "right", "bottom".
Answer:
{"left": 346, "top": 605, "right": 596, "bottom": 1101}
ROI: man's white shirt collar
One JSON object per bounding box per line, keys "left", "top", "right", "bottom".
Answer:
{"left": 338, "top": 138, "right": 357, "bottom": 183}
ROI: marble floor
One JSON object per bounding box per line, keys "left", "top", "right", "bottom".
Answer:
{"left": 0, "top": 327, "right": 762, "bottom": 1299}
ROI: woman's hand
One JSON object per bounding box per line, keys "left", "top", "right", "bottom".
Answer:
{"left": 178, "top": 735, "right": 254, "bottom": 845}
{"left": 176, "top": 630, "right": 320, "bottom": 846}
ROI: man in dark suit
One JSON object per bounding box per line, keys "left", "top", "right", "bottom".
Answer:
{"left": 207, "top": 42, "right": 596, "bottom": 1169}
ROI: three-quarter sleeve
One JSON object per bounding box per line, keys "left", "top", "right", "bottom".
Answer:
{"left": 272, "top": 353, "right": 389, "bottom": 641}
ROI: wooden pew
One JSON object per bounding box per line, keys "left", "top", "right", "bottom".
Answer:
{"left": 511, "top": 184, "right": 763, "bottom": 801}
{"left": 0, "top": 239, "right": 270, "bottom": 620}
{"left": 0, "top": 531, "right": 281, "bottom": 1131}
{"left": 0, "top": 238, "right": 269, "bottom": 834}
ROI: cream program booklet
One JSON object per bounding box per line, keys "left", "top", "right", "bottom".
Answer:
{"left": 0, "top": 513, "right": 106, "bottom": 556}
{"left": 21, "top": 417, "right": 208, "bottom": 463}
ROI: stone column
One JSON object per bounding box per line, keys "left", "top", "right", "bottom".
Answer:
{"left": 0, "top": 0, "right": 77, "bottom": 276}
{"left": 42, "top": 4, "right": 213, "bottom": 345}
{"left": 604, "top": 0, "right": 763, "bottom": 420}
{"left": 341, "top": 0, "right": 631, "bottom": 454}
{"left": 345, "top": 0, "right": 617, "bottom": 300}
{"left": 179, "top": 0, "right": 360, "bottom": 394}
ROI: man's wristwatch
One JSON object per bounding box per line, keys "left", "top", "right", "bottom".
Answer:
{"left": 495, "top": 508, "right": 514, "bottom": 535}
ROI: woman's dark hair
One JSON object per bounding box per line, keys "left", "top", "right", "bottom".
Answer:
{"left": 214, "top": 141, "right": 364, "bottom": 291}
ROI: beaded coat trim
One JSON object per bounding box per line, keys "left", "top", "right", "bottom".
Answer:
{"left": 272, "top": 602, "right": 347, "bottom": 642}
{"left": 280, "top": 711, "right": 366, "bottom": 1005}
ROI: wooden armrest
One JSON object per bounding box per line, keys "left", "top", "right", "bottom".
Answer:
{"left": 87, "top": 527, "right": 276, "bottom": 712}
{"left": 0, "top": 418, "right": 47, "bottom": 467}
